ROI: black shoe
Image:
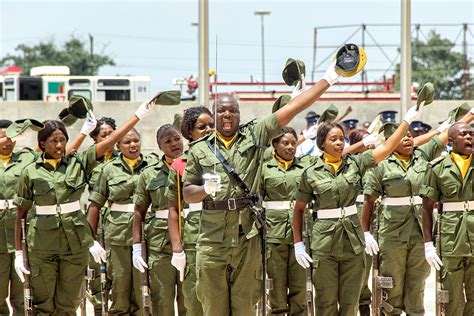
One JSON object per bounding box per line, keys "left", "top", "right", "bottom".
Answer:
{"left": 359, "top": 304, "right": 371, "bottom": 316}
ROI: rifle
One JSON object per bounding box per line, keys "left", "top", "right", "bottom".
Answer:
{"left": 302, "top": 208, "right": 314, "bottom": 316}
{"left": 435, "top": 205, "right": 449, "bottom": 315}
{"left": 141, "top": 222, "right": 152, "bottom": 315}
{"left": 21, "top": 218, "right": 33, "bottom": 316}
{"left": 371, "top": 203, "right": 394, "bottom": 316}
{"left": 97, "top": 218, "right": 109, "bottom": 315}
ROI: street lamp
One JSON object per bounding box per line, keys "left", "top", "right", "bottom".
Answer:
{"left": 254, "top": 10, "right": 271, "bottom": 91}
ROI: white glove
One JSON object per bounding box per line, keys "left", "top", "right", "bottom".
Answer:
{"left": 470, "top": 107, "right": 474, "bottom": 114}
{"left": 171, "top": 251, "right": 186, "bottom": 282}
{"left": 303, "top": 124, "right": 319, "bottom": 140}
{"left": 322, "top": 61, "right": 341, "bottom": 86}
{"left": 135, "top": 99, "right": 156, "bottom": 120}
{"left": 403, "top": 105, "right": 423, "bottom": 124}
{"left": 425, "top": 241, "right": 443, "bottom": 270}
{"left": 436, "top": 118, "right": 452, "bottom": 133}
{"left": 203, "top": 173, "right": 222, "bottom": 196}
{"left": 294, "top": 241, "right": 313, "bottom": 268}
{"left": 362, "top": 133, "right": 379, "bottom": 147}
{"left": 291, "top": 75, "right": 308, "bottom": 99}
{"left": 14, "top": 250, "right": 30, "bottom": 283}
{"left": 80, "top": 112, "right": 97, "bottom": 135}
{"left": 364, "top": 232, "right": 379, "bottom": 256}
{"left": 89, "top": 240, "right": 106, "bottom": 263}
{"left": 132, "top": 243, "right": 148, "bottom": 273}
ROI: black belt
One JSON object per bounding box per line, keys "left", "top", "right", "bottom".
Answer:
{"left": 203, "top": 197, "right": 255, "bottom": 211}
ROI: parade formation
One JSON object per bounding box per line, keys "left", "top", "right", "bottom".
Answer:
{"left": 0, "top": 42, "right": 473, "bottom": 316}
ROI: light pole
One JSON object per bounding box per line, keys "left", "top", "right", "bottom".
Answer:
{"left": 254, "top": 11, "right": 270, "bottom": 91}
{"left": 198, "top": 0, "right": 209, "bottom": 107}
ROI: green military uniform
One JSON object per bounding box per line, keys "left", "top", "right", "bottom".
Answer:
{"left": 134, "top": 157, "right": 186, "bottom": 316}
{"left": 296, "top": 150, "right": 376, "bottom": 316}
{"left": 89, "top": 153, "right": 149, "bottom": 315}
{"left": 259, "top": 156, "right": 307, "bottom": 315}
{"left": 0, "top": 149, "right": 36, "bottom": 315}
{"left": 364, "top": 137, "right": 444, "bottom": 315}
{"left": 14, "top": 145, "right": 99, "bottom": 315}
{"left": 86, "top": 149, "right": 119, "bottom": 310}
{"left": 420, "top": 152, "right": 474, "bottom": 315}
{"left": 184, "top": 114, "right": 282, "bottom": 316}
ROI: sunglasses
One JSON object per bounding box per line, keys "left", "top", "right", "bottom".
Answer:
{"left": 196, "top": 123, "right": 215, "bottom": 131}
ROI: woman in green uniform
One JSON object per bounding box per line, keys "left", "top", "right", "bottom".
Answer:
{"left": 13, "top": 100, "right": 156, "bottom": 315}
{"left": 259, "top": 127, "right": 307, "bottom": 315}
{"left": 132, "top": 124, "right": 186, "bottom": 316}
{"left": 292, "top": 104, "right": 423, "bottom": 316}
{"left": 167, "top": 106, "right": 214, "bottom": 316}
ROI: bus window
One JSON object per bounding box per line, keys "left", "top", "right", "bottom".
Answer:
{"left": 69, "top": 79, "right": 90, "bottom": 87}
{"left": 68, "top": 90, "right": 92, "bottom": 100}
{"left": 0, "top": 82, "right": 3, "bottom": 100}
{"left": 19, "top": 77, "right": 42, "bottom": 100}
{"left": 97, "top": 79, "right": 129, "bottom": 87}
{"left": 97, "top": 89, "right": 131, "bottom": 101}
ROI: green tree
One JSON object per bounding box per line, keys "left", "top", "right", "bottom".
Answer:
{"left": 395, "top": 30, "right": 472, "bottom": 99}
{"left": 1, "top": 36, "right": 115, "bottom": 75}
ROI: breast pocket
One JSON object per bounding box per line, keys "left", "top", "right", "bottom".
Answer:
{"left": 440, "top": 180, "right": 459, "bottom": 199}
{"left": 33, "top": 180, "right": 53, "bottom": 196}
{"left": 108, "top": 176, "right": 131, "bottom": 201}
{"left": 313, "top": 179, "right": 333, "bottom": 197}
{"left": 146, "top": 177, "right": 168, "bottom": 202}
{"left": 266, "top": 210, "right": 290, "bottom": 240}
{"left": 198, "top": 210, "right": 225, "bottom": 243}
{"left": 381, "top": 173, "right": 405, "bottom": 195}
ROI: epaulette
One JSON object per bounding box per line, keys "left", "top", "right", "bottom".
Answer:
{"left": 188, "top": 133, "right": 213, "bottom": 146}
{"left": 238, "top": 118, "right": 257, "bottom": 130}
{"left": 429, "top": 156, "right": 445, "bottom": 166}
{"left": 19, "top": 147, "right": 40, "bottom": 159}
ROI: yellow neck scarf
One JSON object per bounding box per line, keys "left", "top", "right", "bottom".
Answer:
{"left": 104, "top": 151, "right": 113, "bottom": 161}
{"left": 0, "top": 153, "right": 12, "bottom": 167}
{"left": 42, "top": 154, "right": 61, "bottom": 169}
{"left": 123, "top": 156, "right": 140, "bottom": 171}
{"left": 323, "top": 152, "right": 342, "bottom": 173}
{"left": 274, "top": 154, "right": 294, "bottom": 170}
{"left": 450, "top": 152, "right": 472, "bottom": 180}
{"left": 394, "top": 152, "right": 411, "bottom": 169}
{"left": 216, "top": 131, "right": 238, "bottom": 149}
{"left": 164, "top": 155, "right": 175, "bottom": 167}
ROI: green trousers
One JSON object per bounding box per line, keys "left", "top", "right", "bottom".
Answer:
{"left": 359, "top": 252, "right": 372, "bottom": 306}
{"left": 196, "top": 234, "right": 262, "bottom": 316}
{"left": 182, "top": 248, "right": 203, "bottom": 316}
{"left": 28, "top": 249, "right": 89, "bottom": 315}
{"left": 441, "top": 256, "right": 474, "bottom": 316}
{"left": 107, "top": 244, "right": 142, "bottom": 315}
{"left": 267, "top": 242, "right": 306, "bottom": 315}
{"left": 312, "top": 232, "right": 365, "bottom": 316}
{"left": 379, "top": 230, "right": 430, "bottom": 315}
{"left": 0, "top": 252, "right": 24, "bottom": 315}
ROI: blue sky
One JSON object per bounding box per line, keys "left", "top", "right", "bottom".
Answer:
{"left": 1, "top": 0, "right": 473, "bottom": 93}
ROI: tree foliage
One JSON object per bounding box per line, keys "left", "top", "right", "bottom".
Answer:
{"left": 395, "top": 30, "right": 472, "bottom": 99}
{"left": 1, "top": 36, "right": 115, "bottom": 75}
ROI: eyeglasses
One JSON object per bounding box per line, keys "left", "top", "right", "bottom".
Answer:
{"left": 196, "top": 123, "right": 214, "bottom": 131}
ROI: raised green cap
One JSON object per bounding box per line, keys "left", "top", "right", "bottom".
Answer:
{"left": 282, "top": 58, "right": 306, "bottom": 86}
{"left": 152, "top": 90, "right": 181, "bottom": 105}
{"left": 6, "top": 118, "right": 44, "bottom": 139}
{"left": 448, "top": 102, "right": 471, "bottom": 123}
{"left": 271, "top": 95, "right": 291, "bottom": 113}
{"left": 317, "top": 105, "right": 339, "bottom": 124}
{"left": 416, "top": 82, "right": 434, "bottom": 108}
{"left": 58, "top": 95, "right": 94, "bottom": 126}
{"left": 379, "top": 122, "right": 398, "bottom": 139}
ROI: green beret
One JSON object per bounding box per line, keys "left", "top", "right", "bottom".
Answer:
{"left": 58, "top": 95, "right": 93, "bottom": 126}
{"left": 152, "top": 90, "right": 181, "bottom": 105}
{"left": 6, "top": 118, "right": 44, "bottom": 139}
{"left": 317, "top": 105, "right": 339, "bottom": 124}
{"left": 282, "top": 58, "right": 306, "bottom": 86}
{"left": 416, "top": 82, "right": 434, "bottom": 108}
{"left": 271, "top": 95, "right": 291, "bottom": 113}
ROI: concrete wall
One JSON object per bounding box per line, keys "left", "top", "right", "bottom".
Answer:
{"left": 1, "top": 99, "right": 472, "bottom": 154}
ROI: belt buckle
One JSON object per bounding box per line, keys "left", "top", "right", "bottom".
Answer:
{"left": 228, "top": 198, "right": 237, "bottom": 211}
{"left": 341, "top": 207, "right": 346, "bottom": 217}
{"left": 464, "top": 200, "right": 470, "bottom": 210}
{"left": 4, "top": 200, "right": 9, "bottom": 209}
{"left": 409, "top": 196, "right": 415, "bottom": 205}
{"left": 56, "top": 204, "right": 61, "bottom": 214}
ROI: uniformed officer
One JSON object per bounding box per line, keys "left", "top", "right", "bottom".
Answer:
{"left": 410, "top": 120, "right": 432, "bottom": 138}
{"left": 167, "top": 106, "right": 215, "bottom": 316}
{"left": 292, "top": 104, "right": 424, "bottom": 316}
{"left": 301, "top": 111, "right": 320, "bottom": 135}
{"left": 259, "top": 127, "right": 307, "bottom": 315}
{"left": 0, "top": 119, "right": 39, "bottom": 315}
{"left": 182, "top": 60, "right": 347, "bottom": 316}
{"left": 132, "top": 124, "right": 186, "bottom": 316}
{"left": 361, "top": 122, "right": 449, "bottom": 315}
{"left": 13, "top": 99, "right": 157, "bottom": 315}
{"left": 421, "top": 114, "right": 474, "bottom": 315}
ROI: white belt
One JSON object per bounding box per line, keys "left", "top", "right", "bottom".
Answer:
{"left": 155, "top": 209, "right": 169, "bottom": 219}
{"left": 36, "top": 201, "right": 81, "bottom": 215}
{"left": 0, "top": 199, "right": 14, "bottom": 209}
{"left": 382, "top": 196, "right": 422, "bottom": 206}
{"left": 182, "top": 202, "right": 202, "bottom": 218}
{"left": 317, "top": 204, "right": 357, "bottom": 219}
{"left": 262, "top": 201, "right": 293, "bottom": 210}
{"left": 356, "top": 195, "right": 365, "bottom": 203}
{"left": 110, "top": 203, "right": 135, "bottom": 213}
{"left": 443, "top": 201, "right": 474, "bottom": 212}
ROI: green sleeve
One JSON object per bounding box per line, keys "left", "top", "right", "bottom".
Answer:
{"left": 363, "top": 166, "right": 383, "bottom": 197}
{"left": 417, "top": 136, "right": 445, "bottom": 161}
{"left": 80, "top": 144, "right": 100, "bottom": 174}
{"left": 355, "top": 149, "right": 377, "bottom": 174}
{"left": 295, "top": 170, "right": 314, "bottom": 204}
{"left": 253, "top": 113, "right": 283, "bottom": 145}
{"left": 183, "top": 147, "right": 203, "bottom": 185}
{"left": 419, "top": 164, "right": 440, "bottom": 202}
{"left": 13, "top": 167, "right": 33, "bottom": 210}
{"left": 165, "top": 168, "right": 180, "bottom": 202}
{"left": 133, "top": 171, "right": 152, "bottom": 208}
{"left": 88, "top": 167, "right": 110, "bottom": 206}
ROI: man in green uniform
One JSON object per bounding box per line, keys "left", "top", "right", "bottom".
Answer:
{"left": 182, "top": 61, "right": 344, "bottom": 316}
{"left": 421, "top": 118, "right": 474, "bottom": 315}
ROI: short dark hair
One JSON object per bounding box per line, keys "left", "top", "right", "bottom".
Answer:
{"left": 316, "top": 122, "right": 344, "bottom": 150}
{"left": 349, "top": 128, "right": 368, "bottom": 145}
{"left": 89, "top": 117, "right": 117, "bottom": 139}
{"left": 181, "top": 106, "right": 212, "bottom": 141}
{"left": 156, "top": 124, "right": 180, "bottom": 146}
{"left": 37, "top": 120, "right": 69, "bottom": 151}
{"left": 0, "top": 120, "right": 12, "bottom": 129}
{"left": 272, "top": 127, "right": 297, "bottom": 148}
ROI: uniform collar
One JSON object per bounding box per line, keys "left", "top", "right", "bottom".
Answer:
{"left": 116, "top": 153, "right": 146, "bottom": 173}
{"left": 268, "top": 156, "right": 304, "bottom": 170}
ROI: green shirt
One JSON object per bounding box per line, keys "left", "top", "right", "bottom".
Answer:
{"left": 184, "top": 114, "right": 282, "bottom": 247}
{"left": 0, "top": 150, "right": 37, "bottom": 253}
{"left": 89, "top": 154, "right": 148, "bottom": 246}
{"left": 259, "top": 156, "right": 307, "bottom": 244}
{"left": 296, "top": 150, "right": 376, "bottom": 256}
{"left": 14, "top": 145, "right": 99, "bottom": 254}
{"left": 88, "top": 149, "right": 119, "bottom": 192}
{"left": 364, "top": 137, "right": 445, "bottom": 241}
{"left": 420, "top": 152, "right": 474, "bottom": 257}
